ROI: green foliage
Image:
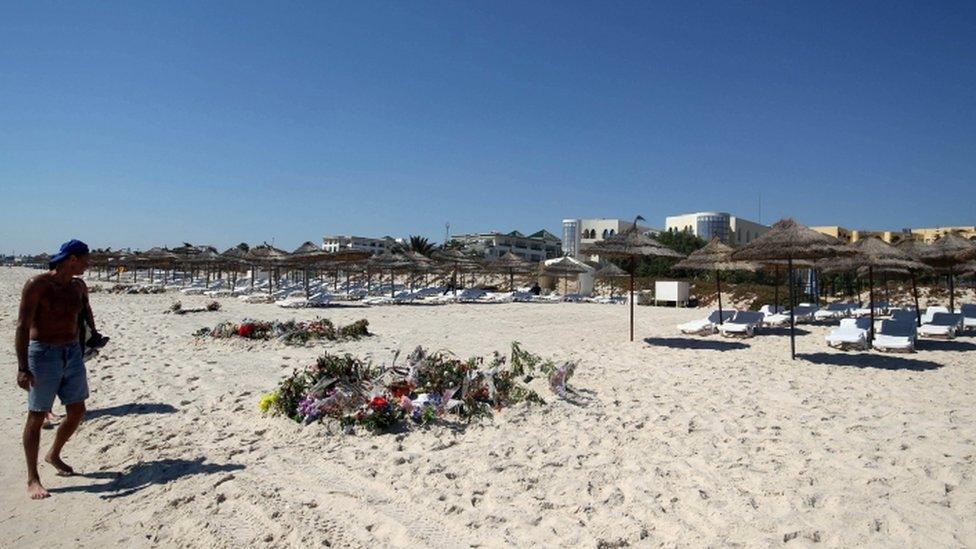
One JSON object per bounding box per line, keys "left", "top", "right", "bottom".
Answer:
{"left": 408, "top": 235, "right": 435, "bottom": 256}
{"left": 610, "top": 231, "right": 706, "bottom": 279}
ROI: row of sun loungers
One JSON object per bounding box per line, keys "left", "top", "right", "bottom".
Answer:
{"left": 680, "top": 304, "right": 974, "bottom": 353}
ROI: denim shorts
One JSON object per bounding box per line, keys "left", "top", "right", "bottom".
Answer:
{"left": 27, "top": 341, "right": 89, "bottom": 412}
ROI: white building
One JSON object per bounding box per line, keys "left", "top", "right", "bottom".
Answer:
{"left": 562, "top": 218, "right": 660, "bottom": 259}
{"left": 664, "top": 212, "right": 769, "bottom": 246}
{"left": 450, "top": 230, "right": 561, "bottom": 262}
{"left": 322, "top": 235, "right": 403, "bottom": 254}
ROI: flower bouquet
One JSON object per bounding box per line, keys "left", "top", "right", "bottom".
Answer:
{"left": 167, "top": 300, "right": 222, "bottom": 314}
{"left": 194, "top": 317, "right": 370, "bottom": 345}
{"left": 259, "top": 342, "right": 579, "bottom": 434}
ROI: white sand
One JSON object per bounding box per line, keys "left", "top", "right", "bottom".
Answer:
{"left": 1, "top": 266, "right": 974, "bottom": 547}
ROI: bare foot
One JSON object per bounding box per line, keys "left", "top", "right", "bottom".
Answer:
{"left": 45, "top": 453, "right": 75, "bottom": 476}
{"left": 43, "top": 413, "right": 60, "bottom": 430}
{"left": 27, "top": 479, "right": 50, "bottom": 500}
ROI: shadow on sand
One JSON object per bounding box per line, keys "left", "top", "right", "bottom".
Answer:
{"left": 760, "top": 326, "right": 812, "bottom": 337}
{"left": 86, "top": 403, "right": 178, "bottom": 421}
{"left": 917, "top": 339, "right": 976, "bottom": 352}
{"left": 48, "top": 457, "right": 244, "bottom": 499}
{"left": 644, "top": 337, "right": 749, "bottom": 351}
{"left": 797, "top": 352, "right": 944, "bottom": 371}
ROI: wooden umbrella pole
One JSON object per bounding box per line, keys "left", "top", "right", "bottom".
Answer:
{"left": 774, "top": 266, "right": 779, "bottom": 310}
{"left": 716, "top": 269, "right": 724, "bottom": 325}
{"left": 868, "top": 266, "right": 875, "bottom": 342}
{"left": 629, "top": 256, "right": 635, "bottom": 342}
{"left": 948, "top": 267, "right": 955, "bottom": 312}
{"left": 911, "top": 271, "right": 921, "bottom": 327}
{"left": 788, "top": 257, "right": 796, "bottom": 360}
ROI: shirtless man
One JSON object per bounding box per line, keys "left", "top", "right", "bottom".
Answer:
{"left": 16, "top": 240, "right": 92, "bottom": 499}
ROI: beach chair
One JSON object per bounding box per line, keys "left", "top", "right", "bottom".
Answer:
{"left": 890, "top": 309, "right": 918, "bottom": 325}
{"left": 961, "top": 304, "right": 976, "bottom": 331}
{"left": 791, "top": 305, "right": 819, "bottom": 323}
{"left": 921, "top": 306, "right": 949, "bottom": 325}
{"left": 814, "top": 302, "right": 854, "bottom": 322}
{"left": 759, "top": 305, "right": 790, "bottom": 328}
{"left": 718, "top": 311, "right": 764, "bottom": 338}
{"left": 918, "top": 312, "right": 962, "bottom": 339}
{"left": 872, "top": 320, "right": 916, "bottom": 352}
{"left": 678, "top": 310, "right": 736, "bottom": 335}
{"left": 825, "top": 317, "right": 871, "bottom": 350}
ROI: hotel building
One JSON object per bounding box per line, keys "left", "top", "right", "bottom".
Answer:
{"left": 664, "top": 212, "right": 769, "bottom": 246}
{"left": 449, "top": 230, "right": 562, "bottom": 262}
{"left": 562, "top": 218, "right": 659, "bottom": 259}
{"left": 322, "top": 235, "right": 404, "bottom": 254}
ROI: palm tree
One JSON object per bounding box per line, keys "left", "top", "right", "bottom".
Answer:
{"left": 408, "top": 235, "right": 435, "bottom": 256}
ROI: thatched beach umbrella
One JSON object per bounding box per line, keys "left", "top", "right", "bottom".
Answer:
{"left": 731, "top": 219, "right": 854, "bottom": 360}
{"left": 245, "top": 244, "right": 290, "bottom": 295}
{"left": 594, "top": 262, "right": 629, "bottom": 298}
{"left": 542, "top": 256, "right": 590, "bottom": 295}
{"left": 432, "top": 248, "right": 482, "bottom": 296}
{"left": 673, "top": 238, "right": 759, "bottom": 325}
{"left": 369, "top": 252, "right": 414, "bottom": 298}
{"left": 219, "top": 245, "right": 249, "bottom": 292}
{"left": 140, "top": 247, "right": 180, "bottom": 284}
{"left": 491, "top": 251, "right": 535, "bottom": 292}
{"left": 401, "top": 251, "right": 434, "bottom": 289}
{"left": 912, "top": 234, "right": 976, "bottom": 312}
{"left": 582, "top": 216, "right": 684, "bottom": 341}
{"left": 820, "top": 237, "right": 927, "bottom": 337}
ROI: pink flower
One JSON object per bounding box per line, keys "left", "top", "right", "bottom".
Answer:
{"left": 399, "top": 395, "right": 413, "bottom": 413}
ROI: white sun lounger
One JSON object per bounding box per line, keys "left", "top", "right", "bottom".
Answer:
{"left": 759, "top": 305, "right": 789, "bottom": 327}
{"left": 851, "top": 301, "right": 890, "bottom": 318}
{"left": 872, "top": 320, "right": 916, "bottom": 353}
{"left": 678, "top": 310, "right": 736, "bottom": 335}
{"left": 791, "top": 305, "right": 819, "bottom": 323}
{"left": 825, "top": 318, "right": 871, "bottom": 350}
{"left": 918, "top": 313, "right": 962, "bottom": 339}
{"left": 814, "top": 302, "right": 855, "bottom": 322}
{"left": 961, "top": 304, "right": 976, "bottom": 331}
{"left": 718, "top": 311, "right": 765, "bottom": 338}
{"left": 920, "top": 306, "right": 949, "bottom": 325}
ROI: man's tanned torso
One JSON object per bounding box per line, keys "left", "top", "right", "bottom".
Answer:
{"left": 28, "top": 273, "right": 85, "bottom": 345}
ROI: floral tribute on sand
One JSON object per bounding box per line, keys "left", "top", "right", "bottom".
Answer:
{"left": 194, "top": 318, "right": 370, "bottom": 345}
{"left": 166, "top": 300, "right": 221, "bottom": 314}
{"left": 258, "top": 343, "right": 579, "bottom": 433}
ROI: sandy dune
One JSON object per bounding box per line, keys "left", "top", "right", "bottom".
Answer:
{"left": 1, "top": 267, "right": 974, "bottom": 547}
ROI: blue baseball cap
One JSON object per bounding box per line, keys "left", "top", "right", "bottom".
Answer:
{"left": 49, "top": 239, "right": 90, "bottom": 270}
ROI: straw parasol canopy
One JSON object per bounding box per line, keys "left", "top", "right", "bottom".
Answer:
{"left": 673, "top": 238, "right": 759, "bottom": 325}
{"left": 245, "top": 243, "right": 290, "bottom": 263}
{"left": 912, "top": 234, "right": 976, "bottom": 311}
{"left": 292, "top": 241, "right": 321, "bottom": 255}
{"left": 369, "top": 252, "right": 414, "bottom": 297}
{"left": 731, "top": 218, "right": 855, "bottom": 360}
{"left": 582, "top": 216, "right": 684, "bottom": 341}
{"left": 542, "top": 256, "right": 590, "bottom": 296}
{"left": 490, "top": 251, "right": 535, "bottom": 291}
{"left": 432, "top": 248, "right": 482, "bottom": 295}
{"left": 594, "top": 262, "right": 628, "bottom": 298}
{"left": 821, "top": 237, "right": 928, "bottom": 334}
{"left": 245, "top": 244, "right": 291, "bottom": 294}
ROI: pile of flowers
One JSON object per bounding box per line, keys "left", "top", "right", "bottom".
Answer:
{"left": 194, "top": 318, "right": 370, "bottom": 345}
{"left": 108, "top": 284, "right": 166, "bottom": 294}
{"left": 167, "top": 301, "right": 221, "bottom": 314}
{"left": 258, "top": 343, "right": 578, "bottom": 433}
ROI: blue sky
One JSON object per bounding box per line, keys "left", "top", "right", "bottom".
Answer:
{"left": 2, "top": 1, "right": 974, "bottom": 254}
